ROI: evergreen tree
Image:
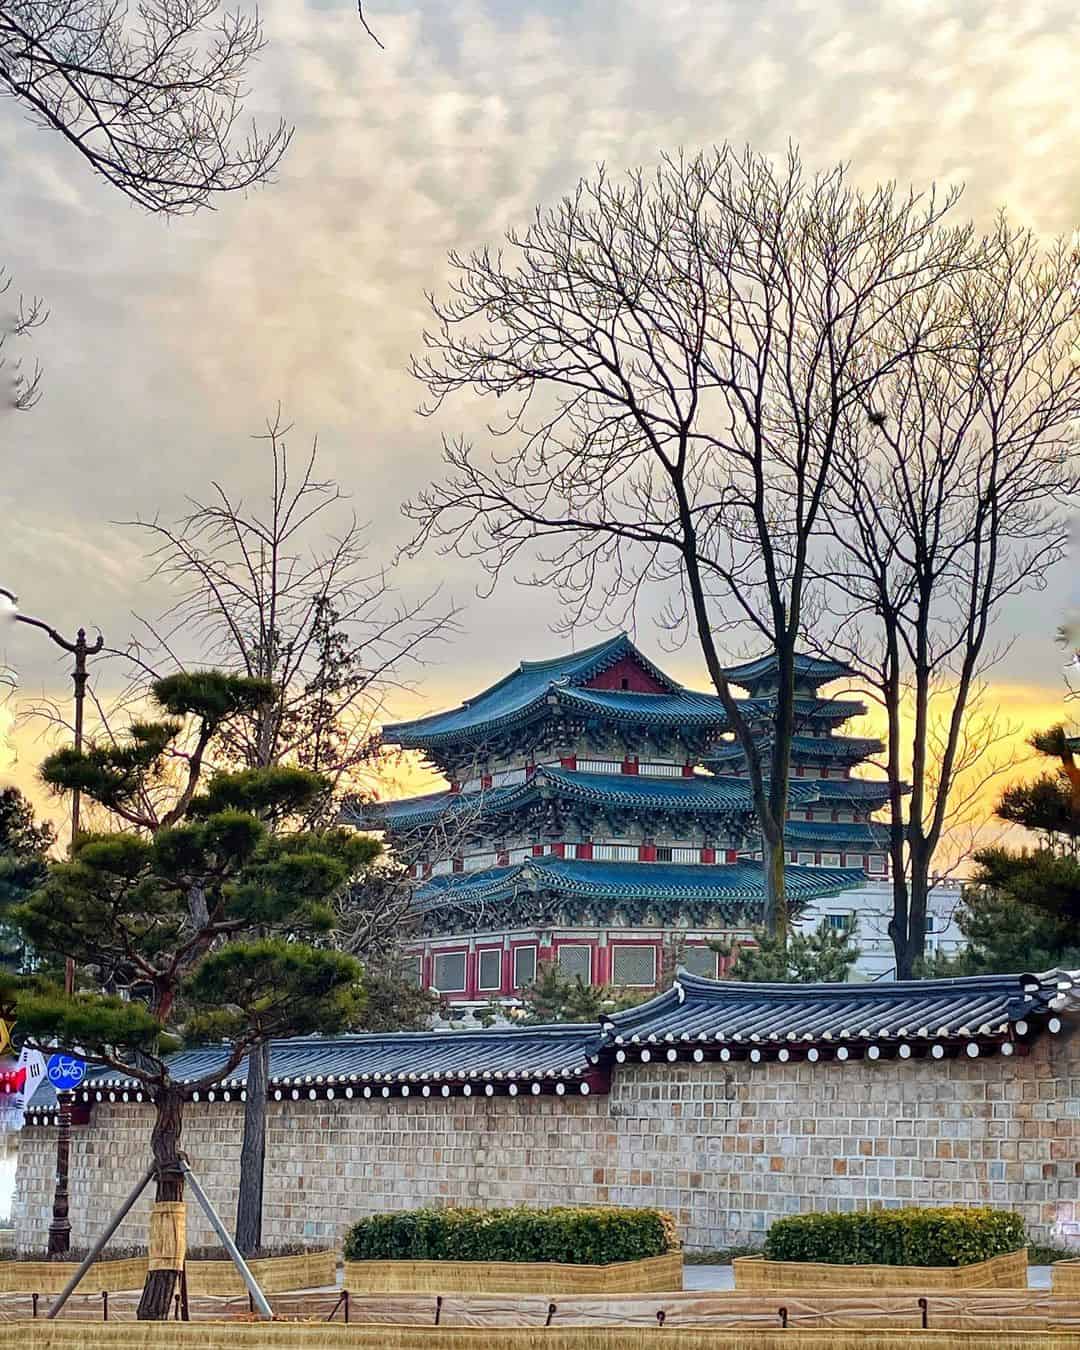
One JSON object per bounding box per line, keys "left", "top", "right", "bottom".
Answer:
{"left": 518, "top": 964, "right": 648, "bottom": 1024}
{"left": 0, "top": 787, "right": 55, "bottom": 971}
{"left": 9, "top": 672, "right": 377, "bottom": 1320}
{"left": 714, "top": 920, "right": 858, "bottom": 983}
{"left": 926, "top": 725, "right": 1080, "bottom": 975}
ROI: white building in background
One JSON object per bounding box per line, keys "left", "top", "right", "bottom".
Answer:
{"left": 797, "top": 877, "right": 966, "bottom": 981}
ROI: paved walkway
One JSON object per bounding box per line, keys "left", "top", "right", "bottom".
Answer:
{"left": 683, "top": 1263, "right": 1053, "bottom": 1291}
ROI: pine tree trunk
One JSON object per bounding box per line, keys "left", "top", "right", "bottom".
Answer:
{"left": 235, "top": 1041, "right": 268, "bottom": 1255}
{"left": 136, "top": 1088, "right": 184, "bottom": 1321}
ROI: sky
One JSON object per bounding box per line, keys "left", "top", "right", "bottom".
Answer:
{"left": 2, "top": 0, "right": 1080, "bottom": 827}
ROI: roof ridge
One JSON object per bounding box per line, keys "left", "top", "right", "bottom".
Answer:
{"left": 674, "top": 969, "right": 1047, "bottom": 1000}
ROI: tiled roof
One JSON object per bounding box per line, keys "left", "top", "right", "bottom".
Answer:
{"left": 603, "top": 969, "right": 1078, "bottom": 1064}
{"left": 554, "top": 685, "right": 729, "bottom": 725}
{"left": 349, "top": 767, "right": 825, "bottom": 832}
{"left": 723, "top": 652, "right": 858, "bottom": 689}
{"left": 782, "top": 820, "right": 891, "bottom": 849}
{"left": 413, "top": 856, "right": 865, "bottom": 910}
{"left": 810, "top": 778, "right": 894, "bottom": 802}
{"left": 26, "top": 970, "right": 1078, "bottom": 1119}
{"left": 708, "top": 734, "right": 884, "bottom": 765}
{"left": 27, "top": 1025, "right": 605, "bottom": 1114}
{"left": 380, "top": 637, "right": 864, "bottom": 749}
{"left": 383, "top": 634, "right": 685, "bottom": 746}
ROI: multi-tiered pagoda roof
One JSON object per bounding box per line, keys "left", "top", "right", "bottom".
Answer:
{"left": 349, "top": 634, "right": 892, "bottom": 1001}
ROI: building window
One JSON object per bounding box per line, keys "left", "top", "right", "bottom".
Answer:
{"left": 654, "top": 845, "right": 673, "bottom": 862}
{"left": 820, "top": 851, "right": 842, "bottom": 868}
{"left": 681, "top": 945, "right": 717, "bottom": 979}
{"left": 400, "top": 955, "right": 422, "bottom": 988}
{"left": 477, "top": 948, "right": 502, "bottom": 991}
{"left": 620, "top": 677, "right": 630, "bottom": 689}
{"left": 433, "top": 952, "right": 466, "bottom": 992}
{"left": 826, "top": 913, "right": 854, "bottom": 933}
{"left": 513, "top": 945, "right": 537, "bottom": 990}
{"left": 867, "top": 854, "right": 886, "bottom": 875}
{"left": 796, "top": 851, "right": 816, "bottom": 866}
{"left": 557, "top": 944, "right": 592, "bottom": 982}
{"left": 612, "top": 944, "right": 657, "bottom": 987}
{"left": 925, "top": 914, "right": 936, "bottom": 934}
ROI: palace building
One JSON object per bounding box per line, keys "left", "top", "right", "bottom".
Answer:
{"left": 347, "top": 634, "right": 951, "bottom": 999}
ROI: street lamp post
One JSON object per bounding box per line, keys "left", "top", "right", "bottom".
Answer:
{"left": 2, "top": 588, "right": 103, "bottom": 1255}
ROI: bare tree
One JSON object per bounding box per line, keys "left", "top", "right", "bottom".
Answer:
{"left": 0, "top": 267, "right": 46, "bottom": 413}
{"left": 407, "top": 144, "right": 974, "bottom": 935}
{"left": 120, "top": 410, "right": 456, "bottom": 1253}
{"left": 0, "top": 0, "right": 296, "bottom": 213}
{"left": 820, "top": 221, "right": 1080, "bottom": 977}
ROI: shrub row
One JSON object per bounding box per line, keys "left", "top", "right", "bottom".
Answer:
{"left": 343, "top": 1205, "right": 679, "bottom": 1266}
{"left": 764, "top": 1206, "right": 1026, "bottom": 1268}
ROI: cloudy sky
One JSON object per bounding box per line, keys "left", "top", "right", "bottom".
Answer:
{"left": 2, "top": 0, "right": 1079, "bottom": 821}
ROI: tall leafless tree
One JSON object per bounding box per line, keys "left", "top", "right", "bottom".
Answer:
{"left": 406, "top": 144, "right": 975, "bottom": 935}
{"left": 819, "top": 221, "right": 1080, "bottom": 977}
{"left": 120, "top": 410, "right": 456, "bottom": 1253}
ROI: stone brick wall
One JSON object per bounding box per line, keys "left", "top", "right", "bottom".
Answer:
{"left": 13, "top": 1026, "right": 1080, "bottom": 1254}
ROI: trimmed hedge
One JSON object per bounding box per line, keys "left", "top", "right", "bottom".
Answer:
{"left": 343, "top": 1206, "right": 680, "bottom": 1266}
{"left": 764, "top": 1206, "right": 1026, "bottom": 1268}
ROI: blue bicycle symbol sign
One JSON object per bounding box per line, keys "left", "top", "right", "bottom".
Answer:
{"left": 46, "top": 1054, "right": 86, "bottom": 1091}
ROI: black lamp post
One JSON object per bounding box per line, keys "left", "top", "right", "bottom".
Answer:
{"left": 2, "top": 587, "right": 103, "bottom": 1255}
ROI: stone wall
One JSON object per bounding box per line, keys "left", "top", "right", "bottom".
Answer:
{"left": 13, "top": 1026, "right": 1080, "bottom": 1254}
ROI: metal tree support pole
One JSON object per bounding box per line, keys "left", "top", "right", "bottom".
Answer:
{"left": 179, "top": 1161, "right": 273, "bottom": 1320}
{"left": 47, "top": 1163, "right": 155, "bottom": 1319}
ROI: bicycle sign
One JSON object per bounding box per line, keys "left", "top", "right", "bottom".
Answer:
{"left": 46, "top": 1054, "right": 86, "bottom": 1091}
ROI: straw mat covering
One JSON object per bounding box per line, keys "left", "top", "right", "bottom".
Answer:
{"left": 734, "top": 1249, "right": 1028, "bottom": 1291}
{"left": 0, "top": 1257, "right": 149, "bottom": 1294}
{"left": 11, "top": 1318, "right": 1080, "bottom": 1349}
{"left": 148, "top": 1202, "right": 185, "bottom": 1273}
{"left": 343, "top": 1253, "right": 682, "bottom": 1294}
{"left": 185, "top": 1250, "right": 336, "bottom": 1296}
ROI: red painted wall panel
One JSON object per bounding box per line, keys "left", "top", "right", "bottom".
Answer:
{"left": 584, "top": 655, "right": 668, "bottom": 693}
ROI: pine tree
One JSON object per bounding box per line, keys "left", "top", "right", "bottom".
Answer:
{"left": 518, "top": 964, "right": 648, "bottom": 1024}
{"left": 929, "top": 724, "right": 1080, "bottom": 974}
{"left": 0, "top": 787, "right": 55, "bottom": 972}
{"left": 9, "top": 672, "right": 378, "bottom": 1319}
{"left": 714, "top": 920, "right": 858, "bottom": 983}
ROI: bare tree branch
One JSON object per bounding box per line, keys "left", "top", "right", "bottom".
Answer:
{"left": 0, "top": 266, "right": 46, "bottom": 411}
{"left": 0, "top": 0, "right": 297, "bottom": 214}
